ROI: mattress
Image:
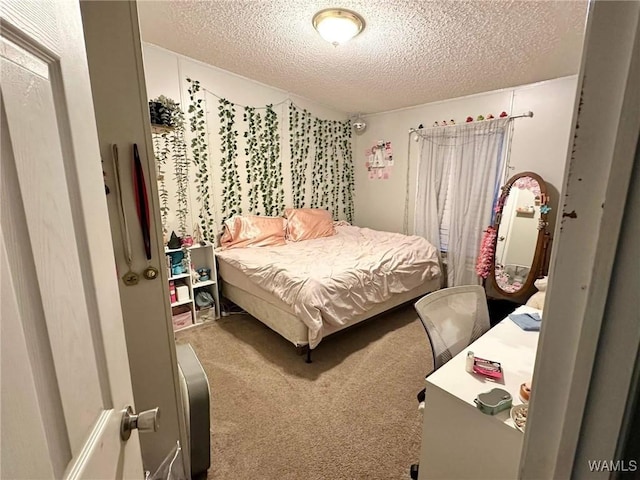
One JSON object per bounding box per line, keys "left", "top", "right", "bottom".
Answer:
{"left": 219, "top": 259, "right": 296, "bottom": 314}
{"left": 220, "top": 266, "right": 440, "bottom": 348}
{"left": 216, "top": 225, "right": 441, "bottom": 348}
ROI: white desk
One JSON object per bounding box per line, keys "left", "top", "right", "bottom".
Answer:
{"left": 418, "top": 306, "right": 541, "bottom": 480}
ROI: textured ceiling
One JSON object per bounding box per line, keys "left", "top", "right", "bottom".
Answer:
{"left": 137, "top": 0, "right": 588, "bottom": 114}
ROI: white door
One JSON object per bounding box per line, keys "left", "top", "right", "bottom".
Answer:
{"left": 1, "top": 1, "right": 144, "bottom": 478}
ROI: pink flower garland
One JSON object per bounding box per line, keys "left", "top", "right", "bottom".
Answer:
{"left": 513, "top": 177, "right": 541, "bottom": 197}
{"left": 476, "top": 226, "right": 497, "bottom": 278}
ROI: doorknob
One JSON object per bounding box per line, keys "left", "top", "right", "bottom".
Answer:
{"left": 120, "top": 406, "right": 160, "bottom": 441}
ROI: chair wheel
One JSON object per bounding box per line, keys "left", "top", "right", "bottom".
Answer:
{"left": 410, "top": 463, "right": 419, "bottom": 480}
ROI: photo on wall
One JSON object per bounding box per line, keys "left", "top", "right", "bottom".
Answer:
{"left": 365, "top": 140, "right": 393, "bottom": 180}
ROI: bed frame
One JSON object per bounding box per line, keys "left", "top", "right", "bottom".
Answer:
{"left": 220, "top": 274, "right": 442, "bottom": 363}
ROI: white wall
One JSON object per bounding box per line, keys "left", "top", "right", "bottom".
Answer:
{"left": 142, "top": 44, "right": 577, "bottom": 241}
{"left": 141, "top": 43, "right": 349, "bottom": 236}
{"left": 353, "top": 76, "right": 578, "bottom": 235}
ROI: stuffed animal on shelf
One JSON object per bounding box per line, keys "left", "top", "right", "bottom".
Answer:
{"left": 526, "top": 276, "right": 548, "bottom": 310}
{"left": 191, "top": 266, "right": 200, "bottom": 283}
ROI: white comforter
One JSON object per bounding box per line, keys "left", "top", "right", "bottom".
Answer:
{"left": 216, "top": 225, "right": 441, "bottom": 348}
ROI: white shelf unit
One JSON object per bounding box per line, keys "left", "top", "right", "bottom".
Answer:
{"left": 170, "top": 298, "right": 192, "bottom": 308}
{"left": 166, "top": 243, "right": 220, "bottom": 331}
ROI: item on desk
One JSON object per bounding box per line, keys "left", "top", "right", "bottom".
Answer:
{"left": 474, "top": 388, "right": 512, "bottom": 415}
{"left": 472, "top": 356, "right": 504, "bottom": 380}
{"left": 509, "top": 312, "right": 542, "bottom": 331}
{"left": 465, "top": 351, "right": 475, "bottom": 373}
{"left": 519, "top": 382, "right": 532, "bottom": 403}
{"left": 510, "top": 404, "right": 528, "bottom": 432}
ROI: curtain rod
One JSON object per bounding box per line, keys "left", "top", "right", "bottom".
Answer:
{"left": 408, "top": 111, "right": 534, "bottom": 134}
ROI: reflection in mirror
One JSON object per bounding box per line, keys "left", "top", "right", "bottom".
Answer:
{"left": 486, "top": 171, "right": 552, "bottom": 304}
{"left": 495, "top": 177, "right": 541, "bottom": 293}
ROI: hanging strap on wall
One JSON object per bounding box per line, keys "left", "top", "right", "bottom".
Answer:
{"left": 112, "top": 144, "right": 139, "bottom": 286}
{"left": 132, "top": 143, "right": 152, "bottom": 260}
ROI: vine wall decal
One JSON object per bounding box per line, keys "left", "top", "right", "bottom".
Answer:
{"left": 152, "top": 131, "right": 170, "bottom": 237}
{"left": 311, "top": 118, "right": 322, "bottom": 208}
{"left": 243, "top": 105, "right": 284, "bottom": 216}
{"left": 151, "top": 80, "right": 354, "bottom": 239}
{"left": 172, "top": 118, "right": 189, "bottom": 238}
{"left": 288, "top": 104, "right": 312, "bottom": 208}
{"left": 149, "top": 95, "right": 189, "bottom": 238}
{"left": 291, "top": 103, "right": 353, "bottom": 221}
{"left": 340, "top": 120, "right": 355, "bottom": 222}
{"left": 218, "top": 98, "right": 243, "bottom": 222}
{"left": 263, "top": 105, "right": 285, "bottom": 216}
{"left": 243, "top": 106, "right": 262, "bottom": 213}
{"left": 186, "top": 78, "right": 217, "bottom": 241}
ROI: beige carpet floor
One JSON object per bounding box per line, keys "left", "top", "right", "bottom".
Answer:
{"left": 175, "top": 303, "right": 434, "bottom": 480}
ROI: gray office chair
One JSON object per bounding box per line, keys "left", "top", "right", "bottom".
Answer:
{"left": 410, "top": 285, "right": 491, "bottom": 480}
{"left": 414, "top": 285, "right": 490, "bottom": 372}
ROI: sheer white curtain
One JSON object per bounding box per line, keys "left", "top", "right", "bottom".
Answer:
{"left": 414, "top": 118, "right": 509, "bottom": 286}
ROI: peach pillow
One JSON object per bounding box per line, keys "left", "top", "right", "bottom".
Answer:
{"left": 284, "top": 208, "right": 335, "bottom": 242}
{"left": 220, "top": 215, "right": 286, "bottom": 249}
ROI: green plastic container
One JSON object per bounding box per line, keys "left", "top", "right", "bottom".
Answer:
{"left": 474, "top": 388, "right": 513, "bottom": 415}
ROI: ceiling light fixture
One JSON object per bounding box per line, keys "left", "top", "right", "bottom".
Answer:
{"left": 312, "top": 8, "right": 365, "bottom": 46}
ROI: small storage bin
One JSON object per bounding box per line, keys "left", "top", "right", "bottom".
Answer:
{"left": 172, "top": 311, "right": 192, "bottom": 331}
{"left": 176, "top": 285, "right": 190, "bottom": 302}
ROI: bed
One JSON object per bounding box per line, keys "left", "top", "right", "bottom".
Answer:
{"left": 215, "top": 219, "right": 442, "bottom": 360}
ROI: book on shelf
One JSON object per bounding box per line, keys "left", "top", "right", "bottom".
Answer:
{"left": 169, "top": 280, "right": 176, "bottom": 303}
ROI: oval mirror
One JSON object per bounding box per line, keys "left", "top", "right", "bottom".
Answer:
{"left": 487, "top": 172, "right": 551, "bottom": 304}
